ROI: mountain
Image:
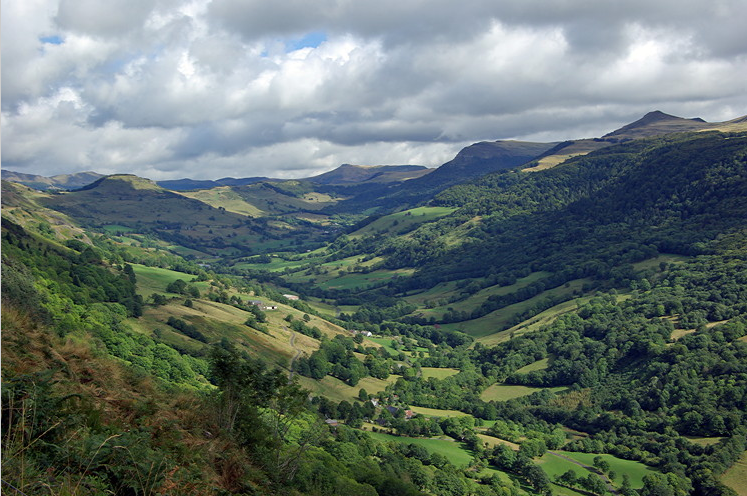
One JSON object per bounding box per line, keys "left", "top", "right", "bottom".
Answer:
{"left": 38, "top": 174, "right": 302, "bottom": 255}
{"left": 157, "top": 176, "right": 272, "bottom": 191}
{"left": 307, "top": 164, "right": 432, "bottom": 185}
{"left": 603, "top": 110, "right": 711, "bottom": 140}
{"left": 1, "top": 169, "right": 103, "bottom": 190}
{"left": 404, "top": 140, "right": 556, "bottom": 187}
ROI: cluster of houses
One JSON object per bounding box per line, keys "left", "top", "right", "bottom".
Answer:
{"left": 247, "top": 300, "right": 278, "bottom": 311}
{"left": 351, "top": 329, "right": 373, "bottom": 337}
{"left": 245, "top": 294, "right": 299, "bottom": 310}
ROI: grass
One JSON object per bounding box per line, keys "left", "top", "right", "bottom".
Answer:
{"left": 539, "top": 451, "right": 657, "bottom": 489}
{"left": 515, "top": 358, "right": 550, "bottom": 374}
{"left": 179, "top": 186, "right": 265, "bottom": 217}
{"left": 408, "top": 406, "right": 471, "bottom": 418}
{"left": 101, "top": 224, "right": 135, "bottom": 234}
{"left": 349, "top": 206, "right": 456, "bottom": 239}
{"left": 442, "top": 278, "right": 592, "bottom": 339}
{"left": 131, "top": 264, "right": 199, "bottom": 298}
{"left": 406, "top": 271, "right": 551, "bottom": 321}
{"left": 367, "top": 337, "right": 400, "bottom": 356}
{"left": 420, "top": 367, "right": 460, "bottom": 380}
{"left": 317, "top": 268, "right": 416, "bottom": 291}
{"left": 297, "top": 374, "right": 401, "bottom": 404}
{"left": 476, "top": 434, "right": 520, "bottom": 451}
{"left": 721, "top": 450, "right": 747, "bottom": 496}
{"left": 480, "top": 384, "right": 567, "bottom": 402}
{"left": 365, "top": 431, "right": 474, "bottom": 467}
{"left": 685, "top": 436, "right": 725, "bottom": 446}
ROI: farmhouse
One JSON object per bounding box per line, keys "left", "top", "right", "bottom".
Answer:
{"left": 283, "top": 294, "right": 300, "bottom": 301}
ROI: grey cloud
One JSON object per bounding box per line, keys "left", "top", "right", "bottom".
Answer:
{"left": 56, "top": 0, "right": 157, "bottom": 37}
{"left": 2, "top": 0, "right": 746, "bottom": 181}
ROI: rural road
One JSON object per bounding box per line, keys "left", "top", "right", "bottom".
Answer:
{"left": 547, "top": 451, "right": 619, "bottom": 495}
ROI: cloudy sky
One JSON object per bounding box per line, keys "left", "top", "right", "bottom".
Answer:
{"left": 3, "top": 0, "right": 746, "bottom": 180}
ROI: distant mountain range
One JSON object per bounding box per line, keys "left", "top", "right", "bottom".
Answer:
{"left": 3, "top": 111, "right": 745, "bottom": 195}
{"left": 0, "top": 170, "right": 104, "bottom": 190}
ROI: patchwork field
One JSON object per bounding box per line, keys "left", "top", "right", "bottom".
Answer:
{"left": 420, "top": 367, "right": 460, "bottom": 380}
{"left": 366, "top": 431, "right": 474, "bottom": 467}
{"left": 131, "top": 264, "right": 206, "bottom": 298}
{"left": 515, "top": 358, "right": 550, "bottom": 374}
{"left": 441, "top": 278, "right": 592, "bottom": 339}
{"left": 408, "top": 406, "right": 471, "bottom": 418}
{"left": 349, "top": 206, "right": 456, "bottom": 239}
{"left": 539, "top": 451, "right": 657, "bottom": 489}
{"left": 721, "top": 450, "right": 747, "bottom": 496}
{"left": 481, "top": 384, "right": 567, "bottom": 402}
{"left": 298, "top": 374, "right": 401, "bottom": 403}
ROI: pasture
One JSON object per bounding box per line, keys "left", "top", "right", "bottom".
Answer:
{"left": 515, "top": 358, "right": 550, "bottom": 374}
{"left": 539, "top": 451, "right": 657, "bottom": 489}
{"left": 721, "top": 451, "right": 747, "bottom": 496}
{"left": 349, "top": 206, "right": 456, "bottom": 239}
{"left": 298, "top": 374, "right": 401, "bottom": 404}
{"left": 480, "top": 384, "right": 567, "bottom": 402}
{"left": 408, "top": 406, "right": 471, "bottom": 418}
{"left": 442, "top": 278, "right": 592, "bottom": 340}
{"left": 366, "top": 431, "right": 474, "bottom": 467}
{"left": 131, "top": 264, "right": 202, "bottom": 298}
{"left": 420, "top": 367, "right": 460, "bottom": 380}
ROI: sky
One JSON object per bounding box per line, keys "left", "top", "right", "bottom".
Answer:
{"left": 2, "top": 0, "right": 746, "bottom": 180}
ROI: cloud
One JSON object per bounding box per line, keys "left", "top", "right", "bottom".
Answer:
{"left": 2, "top": 0, "right": 746, "bottom": 180}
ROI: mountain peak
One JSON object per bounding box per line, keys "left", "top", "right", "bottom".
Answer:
{"left": 604, "top": 110, "right": 710, "bottom": 139}
{"left": 81, "top": 174, "right": 162, "bottom": 192}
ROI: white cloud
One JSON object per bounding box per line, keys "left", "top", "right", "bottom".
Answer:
{"left": 2, "top": 0, "right": 746, "bottom": 180}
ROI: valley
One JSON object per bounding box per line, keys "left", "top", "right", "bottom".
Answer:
{"left": 3, "top": 113, "right": 747, "bottom": 496}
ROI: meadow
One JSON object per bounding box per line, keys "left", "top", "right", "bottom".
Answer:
{"left": 721, "top": 450, "right": 747, "bottom": 496}
{"left": 480, "top": 384, "right": 567, "bottom": 402}
{"left": 538, "top": 451, "right": 657, "bottom": 489}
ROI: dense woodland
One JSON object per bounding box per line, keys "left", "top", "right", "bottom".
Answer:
{"left": 2, "top": 129, "right": 747, "bottom": 495}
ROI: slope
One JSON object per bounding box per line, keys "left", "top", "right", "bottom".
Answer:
{"left": 40, "top": 174, "right": 330, "bottom": 256}
{"left": 1, "top": 169, "right": 104, "bottom": 190}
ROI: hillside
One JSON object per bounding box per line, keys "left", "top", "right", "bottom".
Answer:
{"left": 3, "top": 114, "right": 747, "bottom": 496}
{"left": 157, "top": 176, "right": 272, "bottom": 191}
{"left": 39, "top": 174, "right": 331, "bottom": 256}
{"left": 308, "top": 164, "right": 432, "bottom": 184}
{"left": 1, "top": 169, "right": 104, "bottom": 190}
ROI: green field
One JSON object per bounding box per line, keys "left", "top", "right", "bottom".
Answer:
{"left": 480, "top": 384, "right": 567, "bottom": 402}
{"left": 101, "top": 224, "right": 135, "bottom": 234}
{"left": 539, "top": 451, "right": 656, "bottom": 489}
{"left": 441, "top": 278, "right": 592, "bottom": 339}
{"left": 317, "top": 268, "right": 416, "bottom": 291}
{"left": 131, "top": 264, "right": 200, "bottom": 298}
{"left": 409, "top": 271, "right": 552, "bottom": 320}
{"left": 298, "top": 374, "right": 401, "bottom": 404}
{"left": 420, "top": 367, "right": 460, "bottom": 380}
{"left": 179, "top": 186, "right": 265, "bottom": 217}
{"left": 408, "top": 406, "right": 471, "bottom": 418}
{"left": 721, "top": 450, "right": 747, "bottom": 496}
{"left": 367, "top": 337, "right": 401, "bottom": 356}
{"left": 366, "top": 431, "right": 474, "bottom": 467}
{"left": 349, "top": 206, "right": 456, "bottom": 239}
{"left": 515, "top": 358, "right": 550, "bottom": 374}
